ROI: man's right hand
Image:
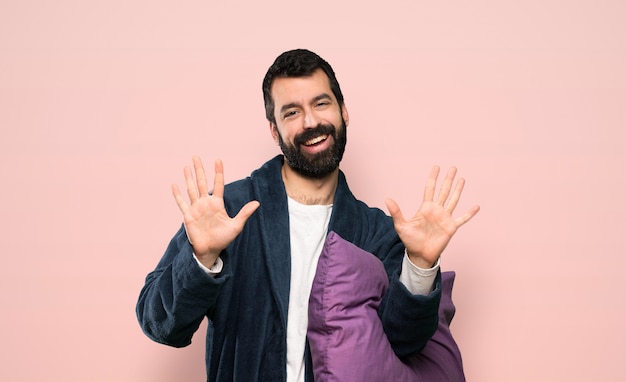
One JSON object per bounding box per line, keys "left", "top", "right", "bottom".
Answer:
{"left": 171, "top": 156, "right": 260, "bottom": 269}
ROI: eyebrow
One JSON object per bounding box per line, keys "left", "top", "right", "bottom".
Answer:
{"left": 279, "top": 93, "right": 333, "bottom": 115}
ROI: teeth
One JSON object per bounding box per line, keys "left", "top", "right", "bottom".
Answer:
{"left": 304, "top": 135, "right": 328, "bottom": 146}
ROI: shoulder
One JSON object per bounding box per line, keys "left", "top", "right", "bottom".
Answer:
{"left": 223, "top": 155, "right": 285, "bottom": 210}
{"left": 336, "top": 171, "right": 392, "bottom": 223}
{"left": 332, "top": 171, "right": 397, "bottom": 249}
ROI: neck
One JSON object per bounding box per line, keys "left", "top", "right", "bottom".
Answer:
{"left": 281, "top": 163, "right": 338, "bottom": 205}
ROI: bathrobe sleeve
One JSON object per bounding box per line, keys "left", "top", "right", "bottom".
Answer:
{"left": 364, "top": 211, "right": 442, "bottom": 358}
{"left": 136, "top": 224, "right": 231, "bottom": 347}
{"left": 379, "top": 242, "right": 442, "bottom": 358}
{"left": 329, "top": 171, "right": 442, "bottom": 359}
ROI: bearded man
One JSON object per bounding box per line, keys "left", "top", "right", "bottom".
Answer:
{"left": 136, "top": 49, "right": 479, "bottom": 381}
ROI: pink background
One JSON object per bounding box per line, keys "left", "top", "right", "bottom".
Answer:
{"left": 1, "top": 0, "right": 625, "bottom": 381}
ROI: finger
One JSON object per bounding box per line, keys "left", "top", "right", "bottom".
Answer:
{"left": 384, "top": 198, "right": 406, "bottom": 225}
{"left": 184, "top": 165, "right": 198, "bottom": 203}
{"left": 212, "top": 159, "right": 225, "bottom": 198}
{"left": 171, "top": 184, "right": 189, "bottom": 214}
{"left": 455, "top": 205, "right": 480, "bottom": 227}
{"left": 437, "top": 167, "right": 457, "bottom": 205}
{"left": 193, "top": 156, "right": 209, "bottom": 197}
{"left": 445, "top": 177, "right": 465, "bottom": 214}
{"left": 233, "top": 200, "right": 260, "bottom": 226}
{"left": 423, "top": 165, "right": 440, "bottom": 202}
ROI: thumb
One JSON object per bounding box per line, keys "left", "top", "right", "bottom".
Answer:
{"left": 384, "top": 198, "right": 405, "bottom": 224}
{"left": 233, "top": 200, "right": 260, "bottom": 226}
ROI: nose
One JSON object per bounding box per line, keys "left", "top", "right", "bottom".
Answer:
{"left": 303, "top": 109, "right": 320, "bottom": 129}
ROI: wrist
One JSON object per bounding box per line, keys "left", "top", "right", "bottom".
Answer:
{"left": 193, "top": 253, "right": 224, "bottom": 275}
{"left": 406, "top": 252, "right": 437, "bottom": 269}
{"left": 194, "top": 250, "right": 220, "bottom": 269}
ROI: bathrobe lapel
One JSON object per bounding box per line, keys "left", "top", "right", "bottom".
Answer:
{"left": 250, "top": 156, "right": 291, "bottom": 328}
{"left": 247, "top": 157, "right": 372, "bottom": 329}
{"left": 328, "top": 170, "right": 359, "bottom": 244}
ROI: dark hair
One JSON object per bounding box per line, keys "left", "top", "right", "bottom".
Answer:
{"left": 262, "top": 49, "right": 344, "bottom": 124}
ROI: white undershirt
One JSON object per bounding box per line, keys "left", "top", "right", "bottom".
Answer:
{"left": 192, "top": 198, "right": 439, "bottom": 382}
{"left": 285, "top": 197, "right": 333, "bottom": 382}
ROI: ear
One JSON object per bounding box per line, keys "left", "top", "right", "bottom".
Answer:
{"left": 341, "top": 103, "right": 350, "bottom": 127}
{"left": 269, "top": 122, "right": 279, "bottom": 145}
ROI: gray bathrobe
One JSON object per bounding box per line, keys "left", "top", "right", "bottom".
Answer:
{"left": 136, "top": 155, "right": 442, "bottom": 381}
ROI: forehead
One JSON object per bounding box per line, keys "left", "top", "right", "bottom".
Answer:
{"left": 270, "top": 69, "right": 335, "bottom": 106}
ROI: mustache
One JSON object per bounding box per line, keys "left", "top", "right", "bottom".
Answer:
{"left": 293, "top": 124, "right": 336, "bottom": 146}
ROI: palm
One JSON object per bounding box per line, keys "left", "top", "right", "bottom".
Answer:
{"left": 385, "top": 166, "right": 479, "bottom": 269}
{"left": 180, "top": 193, "right": 243, "bottom": 255}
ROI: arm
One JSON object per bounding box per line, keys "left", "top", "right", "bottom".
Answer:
{"left": 381, "top": 166, "right": 479, "bottom": 357}
{"left": 136, "top": 225, "right": 228, "bottom": 347}
{"left": 378, "top": 242, "right": 443, "bottom": 357}
{"left": 136, "top": 157, "right": 259, "bottom": 347}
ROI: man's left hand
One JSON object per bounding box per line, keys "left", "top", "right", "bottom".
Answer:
{"left": 385, "top": 166, "right": 480, "bottom": 269}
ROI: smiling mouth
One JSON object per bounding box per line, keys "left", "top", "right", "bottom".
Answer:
{"left": 303, "top": 135, "right": 329, "bottom": 146}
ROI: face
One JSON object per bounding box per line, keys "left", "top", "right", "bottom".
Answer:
{"left": 269, "top": 69, "right": 349, "bottom": 178}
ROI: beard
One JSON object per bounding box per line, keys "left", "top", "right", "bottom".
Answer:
{"left": 276, "top": 118, "right": 347, "bottom": 179}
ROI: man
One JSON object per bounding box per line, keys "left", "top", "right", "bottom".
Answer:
{"left": 136, "top": 49, "right": 479, "bottom": 381}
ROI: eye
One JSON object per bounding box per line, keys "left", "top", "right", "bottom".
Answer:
{"left": 282, "top": 110, "right": 298, "bottom": 119}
